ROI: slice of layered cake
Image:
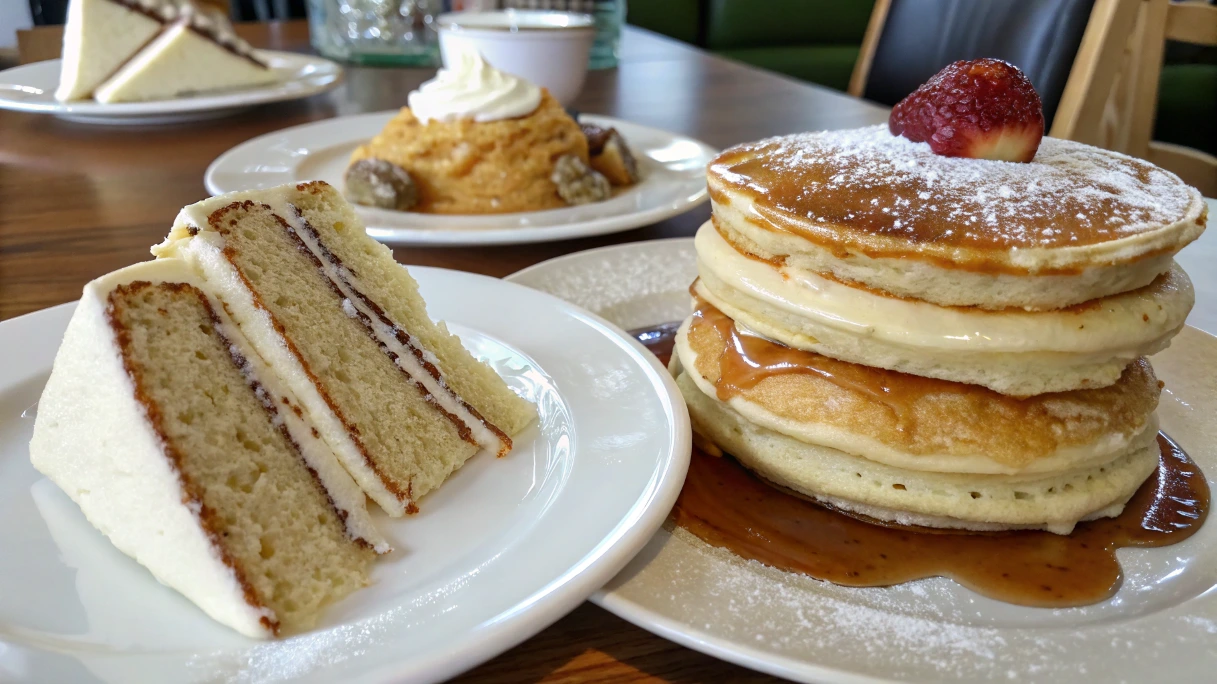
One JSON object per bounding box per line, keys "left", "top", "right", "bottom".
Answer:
{"left": 54, "top": 0, "right": 177, "bottom": 101}
{"left": 93, "top": 6, "right": 277, "bottom": 104}
{"left": 153, "top": 181, "right": 536, "bottom": 516}
{"left": 56, "top": 0, "right": 276, "bottom": 104}
{"left": 30, "top": 259, "right": 389, "bottom": 638}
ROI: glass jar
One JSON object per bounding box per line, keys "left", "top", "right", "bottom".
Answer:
{"left": 308, "top": 0, "right": 444, "bottom": 66}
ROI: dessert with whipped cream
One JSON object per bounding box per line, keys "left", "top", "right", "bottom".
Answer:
{"left": 345, "top": 48, "right": 638, "bottom": 214}
{"left": 56, "top": 0, "right": 277, "bottom": 104}
{"left": 674, "top": 59, "right": 1207, "bottom": 535}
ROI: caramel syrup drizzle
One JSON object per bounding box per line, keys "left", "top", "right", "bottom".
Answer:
{"left": 693, "top": 299, "right": 913, "bottom": 423}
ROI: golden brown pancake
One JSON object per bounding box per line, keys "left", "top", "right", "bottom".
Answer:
{"left": 708, "top": 125, "right": 1207, "bottom": 310}
{"left": 677, "top": 297, "right": 1162, "bottom": 476}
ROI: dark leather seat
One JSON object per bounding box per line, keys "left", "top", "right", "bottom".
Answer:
{"left": 863, "top": 0, "right": 1095, "bottom": 126}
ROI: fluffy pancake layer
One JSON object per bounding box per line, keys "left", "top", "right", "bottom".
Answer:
{"left": 676, "top": 370, "right": 1159, "bottom": 534}
{"left": 675, "top": 298, "right": 1162, "bottom": 476}
{"left": 708, "top": 125, "right": 1207, "bottom": 310}
{"left": 695, "top": 221, "right": 1193, "bottom": 396}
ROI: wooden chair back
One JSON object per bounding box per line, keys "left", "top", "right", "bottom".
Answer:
{"left": 1130, "top": 0, "right": 1217, "bottom": 196}
{"left": 17, "top": 26, "right": 62, "bottom": 65}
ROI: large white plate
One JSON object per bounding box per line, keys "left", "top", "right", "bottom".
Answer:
{"left": 0, "top": 266, "right": 690, "bottom": 683}
{"left": 0, "top": 52, "right": 342, "bottom": 125}
{"left": 506, "top": 234, "right": 1217, "bottom": 683}
{"left": 204, "top": 112, "right": 717, "bottom": 246}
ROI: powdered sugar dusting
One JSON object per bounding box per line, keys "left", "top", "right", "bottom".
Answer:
{"left": 712, "top": 125, "right": 1199, "bottom": 250}
{"left": 509, "top": 239, "right": 698, "bottom": 331}
{"left": 602, "top": 526, "right": 1217, "bottom": 681}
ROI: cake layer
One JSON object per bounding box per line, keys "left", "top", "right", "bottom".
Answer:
{"left": 675, "top": 371, "right": 1160, "bottom": 535}
{"left": 707, "top": 125, "right": 1207, "bottom": 309}
{"left": 30, "top": 260, "right": 386, "bottom": 638}
{"left": 154, "top": 181, "right": 535, "bottom": 516}
{"left": 694, "top": 221, "right": 1192, "bottom": 395}
{"left": 93, "top": 14, "right": 275, "bottom": 104}
{"left": 674, "top": 301, "right": 1162, "bottom": 476}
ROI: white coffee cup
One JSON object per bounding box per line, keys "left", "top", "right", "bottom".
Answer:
{"left": 435, "top": 10, "right": 597, "bottom": 107}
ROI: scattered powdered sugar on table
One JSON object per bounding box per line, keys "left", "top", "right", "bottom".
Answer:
{"left": 712, "top": 125, "right": 1199, "bottom": 250}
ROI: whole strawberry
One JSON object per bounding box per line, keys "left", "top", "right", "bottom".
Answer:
{"left": 889, "top": 58, "right": 1044, "bottom": 163}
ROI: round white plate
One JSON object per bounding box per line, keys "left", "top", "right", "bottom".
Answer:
{"left": 204, "top": 112, "right": 717, "bottom": 246}
{"left": 507, "top": 237, "right": 1217, "bottom": 683}
{"left": 0, "top": 267, "right": 690, "bottom": 684}
{"left": 0, "top": 52, "right": 342, "bottom": 125}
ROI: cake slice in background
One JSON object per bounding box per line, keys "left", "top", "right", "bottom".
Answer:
{"left": 93, "top": 5, "right": 277, "bottom": 104}
{"left": 54, "top": 0, "right": 178, "bottom": 101}
{"left": 153, "top": 181, "right": 537, "bottom": 516}
{"left": 29, "top": 259, "right": 389, "bottom": 638}
{"left": 56, "top": 0, "right": 278, "bottom": 104}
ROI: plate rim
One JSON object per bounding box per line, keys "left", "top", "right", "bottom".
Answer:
{"left": 0, "top": 52, "right": 343, "bottom": 118}
{"left": 0, "top": 265, "right": 692, "bottom": 684}
{"left": 202, "top": 112, "right": 717, "bottom": 247}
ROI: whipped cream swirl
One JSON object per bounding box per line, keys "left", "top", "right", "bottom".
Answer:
{"left": 407, "top": 49, "right": 542, "bottom": 124}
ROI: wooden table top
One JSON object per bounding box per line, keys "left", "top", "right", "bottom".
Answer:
{"left": 0, "top": 20, "right": 889, "bottom": 682}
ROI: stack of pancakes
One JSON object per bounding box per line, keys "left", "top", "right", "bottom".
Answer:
{"left": 673, "top": 125, "right": 1208, "bottom": 534}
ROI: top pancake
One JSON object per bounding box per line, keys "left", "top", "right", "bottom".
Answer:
{"left": 708, "top": 125, "right": 1206, "bottom": 277}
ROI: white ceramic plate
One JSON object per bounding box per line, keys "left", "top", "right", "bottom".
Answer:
{"left": 204, "top": 112, "right": 717, "bottom": 246}
{"left": 0, "top": 267, "right": 690, "bottom": 684}
{"left": 0, "top": 52, "right": 342, "bottom": 125}
{"left": 507, "top": 236, "right": 1217, "bottom": 683}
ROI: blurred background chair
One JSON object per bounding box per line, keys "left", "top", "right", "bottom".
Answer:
{"left": 630, "top": 0, "right": 875, "bottom": 91}
{"left": 1128, "top": 0, "right": 1217, "bottom": 195}
{"left": 631, "top": 0, "right": 1217, "bottom": 165}
{"left": 849, "top": 0, "right": 1097, "bottom": 129}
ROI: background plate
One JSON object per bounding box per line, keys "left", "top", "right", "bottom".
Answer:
{"left": 0, "top": 52, "right": 342, "bottom": 125}
{"left": 0, "top": 267, "right": 690, "bottom": 683}
{"left": 205, "top": 113, "right": 717, "bottom": 246}
{"left": 506, "top": 222, "right": 1217, "bottom": 683}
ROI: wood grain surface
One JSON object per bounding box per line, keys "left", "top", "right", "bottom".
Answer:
{"left": 0, "top": 21, "right": 889, "bottom": 682}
